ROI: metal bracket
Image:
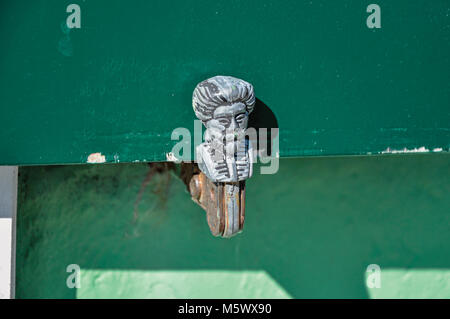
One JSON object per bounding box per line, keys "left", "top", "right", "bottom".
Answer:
{"left": 183, "top": 163, "right": 245, "bottom": 237}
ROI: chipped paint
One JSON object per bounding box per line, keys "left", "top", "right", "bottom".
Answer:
{"left": 87, "top": 152, "right": 106, "bottom": 163}
{"left": 432, "top": 148, "right": 443, "bottom": 152}
{"left": 381, "top": 146, "right": 430, "bottom": 154}
{"left": 166, "top": 152, "right": 181, "bottom": 163}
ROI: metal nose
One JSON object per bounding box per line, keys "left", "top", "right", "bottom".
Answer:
{"left": 229, "top": 118, "right": 238, "bottom": 130}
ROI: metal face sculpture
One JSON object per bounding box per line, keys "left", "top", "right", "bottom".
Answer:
{"left": 193, "top": 76, "right": 255, "bottom": 182}
{"left": 188, "top": 76, "right": 255, "bottom": 238}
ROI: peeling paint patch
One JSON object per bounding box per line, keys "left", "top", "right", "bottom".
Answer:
{"left": 432, "top": 148, "right": 443, "bottom": 152}
{"left": 87, "top": 152, "right": 106, "bottom": 163}
{"left": 381, "top": 146, "right": 430, "bottom": 154}
{"left": 166, "top": 152, "right": 181, "bottom": 163}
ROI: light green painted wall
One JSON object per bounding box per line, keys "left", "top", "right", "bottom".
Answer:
{"left": 16, "top": 155, "right": 450, "bottom": 298}
{"left": 77, "top": 270, "right": 291, "bottom": 299}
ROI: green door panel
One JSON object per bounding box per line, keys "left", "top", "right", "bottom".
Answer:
{"left": 1, "top": 0, "right": 449, "bottom": 165}
{"left": 16, "top": 155, "right": 450, "bottom": 298}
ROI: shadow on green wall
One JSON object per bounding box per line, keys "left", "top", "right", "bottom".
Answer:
{"left": 16, "top": 154, "right": 450, "bottom": 298}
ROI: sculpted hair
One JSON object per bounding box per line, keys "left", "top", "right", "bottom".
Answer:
{"left": 192, "top": 75, "right": 256, "bottom": 121}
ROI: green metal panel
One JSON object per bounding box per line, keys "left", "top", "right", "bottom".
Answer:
{"left": 16, "top": 155, "right": 450, "bottom": 298}
{"left": 1, "top": 0, "right": 449, "bottom": 165}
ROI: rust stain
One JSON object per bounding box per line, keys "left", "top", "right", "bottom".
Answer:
{"left": 132, "top": 163, "right": 175, "bottom": 224}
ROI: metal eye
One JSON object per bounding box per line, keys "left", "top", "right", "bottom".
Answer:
{"left": 235, "top": 113, "right": 246, "bottom": 123}
{"left": 218, "top": 118, "right": 230, "bottom": 126}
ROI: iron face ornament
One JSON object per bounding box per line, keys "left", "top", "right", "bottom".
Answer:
{"left": 188, "top": 76, "right": 256, "bottom": 238}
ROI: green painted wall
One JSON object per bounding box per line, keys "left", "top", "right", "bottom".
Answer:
{"left": 16, "top": 154, "right": 450, "bottom": 298}
{"left": 1, "top": 0, "right": 449, "bottom": 165}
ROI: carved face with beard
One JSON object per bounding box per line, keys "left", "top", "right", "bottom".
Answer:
{"left": 193, "top": 76, "right": 255, "bottom": 182}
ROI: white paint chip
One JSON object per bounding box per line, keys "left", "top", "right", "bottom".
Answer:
{"left": 381, "top": 146, "right": 430, "bottom": 154}
{"left": 87, "top": 152, "right": 106, "bottom": 163}
{"left": 166, "top": 152, "right": 180, "bottom": 163}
